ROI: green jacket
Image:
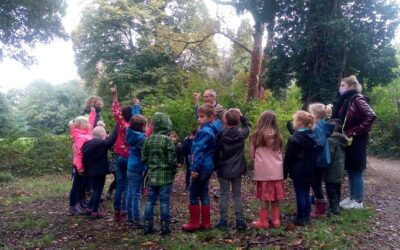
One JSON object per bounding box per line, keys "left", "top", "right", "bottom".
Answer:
{"left": 142, "top": 112, "right": 177, "bottom": 186}
{"left": 323, "top": 132, "right": 347, "bottom": 184}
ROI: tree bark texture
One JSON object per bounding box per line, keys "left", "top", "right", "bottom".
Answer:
{"left": 247, "top": 21, "right": 265, "bottom": 101}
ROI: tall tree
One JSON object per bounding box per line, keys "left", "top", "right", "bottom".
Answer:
{"left": 73, "top": 0, "right": 218, "bottom": 99}
{"left": 268, "top": 0, "right": 399, "bottom": 104}
{"left": 0, "top": 0, "right": 67, "bottom": 66}
{"left": 214, "top": 0, "right": 279, "bottom": 100}
{"left": 232, "top": 19, "right": 253, "bottom": 76}
{"left": 0, "top": 92, "right": 13, "bottom": 137}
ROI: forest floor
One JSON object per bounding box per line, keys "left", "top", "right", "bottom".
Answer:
{"left": 0, "top": 156, "right": 398, "bottom": 249}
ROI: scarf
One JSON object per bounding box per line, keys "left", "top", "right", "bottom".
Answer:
{"left": 332, "top": 90, "right": 359, "bottom": 122}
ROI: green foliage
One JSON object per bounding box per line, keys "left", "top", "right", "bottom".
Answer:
{"left": 13, "top": 80, "right": 89, "bottom": 135}
{"left": 0, "top": 0, "right": 67, "bottom": 66}
{"left": 0, "top": 172, "right": 15, "bottom": 182}
{"left": 367, "top": 80, "right": 400, "bottom": 158}
{"left": 0, "top": 92, "right": 14, "bottom": 137}
{"left": 0, "top": 135, "right": 72, "bottom": 177}
{"left": 268, "top": 0, "right": 399, "bottom": 105}
{"left": 73, "top": 0, "right": 219, "bottom": 102}
{"left": 140, "top": 73, "right": 302, "bottom": 143}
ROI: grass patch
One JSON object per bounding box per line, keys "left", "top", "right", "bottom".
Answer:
{"left": 0, "top": 172, "right": 15, "bottom": 182}
{"left": 8, "top": 213, "right": 49, "bottom": 231}
{"left": 302, "top": 209, "right": 374, "bottom": 249}
{"left": 0, "top": 174, "right": 71, "bottom": 206}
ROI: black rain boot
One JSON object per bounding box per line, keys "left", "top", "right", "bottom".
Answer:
{"left": 144, "top": 220, "right": 154, "bottom": 235}
{"left": 160, "top": 220, "right": 171, "bottom": 235}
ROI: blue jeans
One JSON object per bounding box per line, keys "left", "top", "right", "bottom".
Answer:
{"left": 126, "top": 171, "right": 143, "bottom": 221}
{"left": 144, "top": 184, "right": 172, "bottom": 222}
{"left": 348, "top": 169, "right": 364, "bottom": 202}
{"left": 189, "top": 174, "right": 211, "bottom": 205}
{"left": 113, "top": 156, "right": 128, "bottom": 211}
{"left": 293, "top": 181, "right": 312, "bottom": 220}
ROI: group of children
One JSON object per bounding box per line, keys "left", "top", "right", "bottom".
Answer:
{"left": 68, "top": 87, "right": 350, "bottom": 235}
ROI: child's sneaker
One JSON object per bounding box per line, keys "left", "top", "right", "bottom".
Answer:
{"left": 344, "top": 200, "right": 364, "bottom": 209}
{"left": 215, "top": 220, "right": 228, "bottom": 231}
{"left": 339, "top": 197, "right": 352, "bottom": 208}
{"left": 235, "top": 219, "right": 248, "bottom": 231}
{"left": 132, "top": 220, "right": 145, "bottom": 229}
{"left": 144, "top": 221, "right": 154, "bottom": 235}
{"left": 68, "top": 204, "right": 85, "bottom": 216}
{"left": 90, "top": 211, "right": 104, "bottom": 219}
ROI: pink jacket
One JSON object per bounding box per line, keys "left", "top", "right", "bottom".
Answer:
{"left": 250, "top": 145, "right": 284, "bottom": 181}
{"left": 112, "top": 101, "right": 129, "bottom": 158}
{"left": 70, "top": 110, "right": 96, "bottom": 172}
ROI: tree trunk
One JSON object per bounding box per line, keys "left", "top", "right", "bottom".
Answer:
{"left": 247, "top": 21, "right": 265, "bottom": 101}
{"left": 261, "top": 22, "right": 275, "bottom": 98}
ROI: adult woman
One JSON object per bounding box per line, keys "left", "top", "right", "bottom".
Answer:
{"left": 332, "top": 75, "right": 376, "bottom": 209}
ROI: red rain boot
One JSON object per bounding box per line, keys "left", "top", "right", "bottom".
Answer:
{"left": 271, "top": 204, "right": 280, "bottom": 228}
{"left": 311, "top": 199, "right": 327, "bottom": 218}
{"left": 182, "top": 205, "right": 201, "bottom": 232}
{"left": 200, "top": 205, "right": 212, "bottom": 230}
{"left": 251, "top": 208, "right": 269, "bottom": 229}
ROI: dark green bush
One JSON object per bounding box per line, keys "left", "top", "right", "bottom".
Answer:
{"left": 0, "top": 135, "right": 72, "bottom": 177}
{"left": 367, "top": 81, "right": 400, "bottom": 158}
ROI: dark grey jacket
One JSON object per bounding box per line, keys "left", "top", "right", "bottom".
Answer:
{"left": 214, "top": 116, "right": 250, "bottom": 179}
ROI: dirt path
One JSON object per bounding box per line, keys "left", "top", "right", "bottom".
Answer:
{"left": 362, "top": 157, "right": 400, "bottom": 249}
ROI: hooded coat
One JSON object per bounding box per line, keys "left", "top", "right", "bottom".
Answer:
{"left": 283, "top": 130, "right": 320, "bottom": 182}
{"left": 191, "top": 121, "right": 220, "bottom": 175}
{"left": 214, "top": 115, "right": 251, "bottom": 179}
{"left": 126, "top": 128, "right": 146, "bottom": 174}
{"left": 314, "top": 120, "right": 335, "bottom": 168}
{"left": 324, "top": 133, "right": 348, "bottom": 183}
{"left": 142, "top": 112, "right": 177, "bottom": 186}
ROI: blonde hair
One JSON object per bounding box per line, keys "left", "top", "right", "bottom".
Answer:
{"left": 250, "top": 111, "right": 283, "bottom": 151}
{"left": 293, "top": 110, "right": 315, "bottom": 130}
{"left": 84, "top": 96, "right": 104, "bottom": 112}
{"left": 92, "top": 126, "right": 106, "bottom": 139}
{"left": 72, "top": 116, "right": 90, "bottom": 130}
{"left": 308, "top": 103, "right": 331, "bottom": 120}
{"left": 342, "top": 75, "right": 362, "bottom": 93}
{"left": 96, "top": 120, "right": 106, "bottom": 128}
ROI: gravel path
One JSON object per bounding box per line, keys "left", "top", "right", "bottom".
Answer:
{"left": 361, "top": 157, "right": 400, "bottom": 249}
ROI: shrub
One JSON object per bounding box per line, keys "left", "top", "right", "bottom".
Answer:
{"left": 0, "top": 135, "right": 72, "bottom": 177}
{"left": 367, "top": 80, "right": 400, "bottom": 158}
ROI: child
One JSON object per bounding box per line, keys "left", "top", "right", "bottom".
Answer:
{"left": 81, "top": 126, "right": 118, "bottom": 218}
{"left": 181, "top": 129, "right": 197, "bottom": 191}
{"left": 111, "top": 88, "right": 140, "bottom": 221}
{"left": 84, "top": 96, "right": 104, "bottom": 128}
{"left": 68, "top": 112, "right": 95, "bottom": 215}
{"left": 142, "top": 112, "right": 177, "bottom": 235}
{"left": 308, "top": 103, "right": 334, "bottom": 218}
{"left": 182, "top": 104, "right": 219, "bottom": 232}
{"left": 214, "top": 108, "right": 250, "bottom": 231}
{"left": 284, "top": 111, "right": 320, "bottom": 226}
{"left": 324, "top": 119, "right": 347, "bottom": 216}
{"left": 126, "top": 107, "right": 147, "bottom": 229}
{"left": 249, "top": 111, "right": 284, "bottom": 229}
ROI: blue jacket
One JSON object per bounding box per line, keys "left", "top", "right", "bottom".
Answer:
{"left": 126, "top": 128, "right": 146, "bottom": 174}
{"left": 314, "top": 120, "right": 335, "bottom": 168}
{"left": 191, "top": 121, "right": 219, "bottom": 175}
{"left": 126, "top": 104, "right": 145, "bottom": 174}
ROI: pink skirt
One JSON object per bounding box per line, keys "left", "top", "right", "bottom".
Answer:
{"left": 256, "top": 180, "right": 285, "bottom": 201}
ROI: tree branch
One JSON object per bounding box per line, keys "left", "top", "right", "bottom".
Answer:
{"left": 172, "top": 30, "right": 252, "bottom": 60}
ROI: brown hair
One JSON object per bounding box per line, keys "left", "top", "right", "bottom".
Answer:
{"left": 84, "top": 96, "right": 103, "bottom": 112}
{"left": 308, "top": 103, "right": 330, "bottom": 120}
{"left": 250, "top": 111, "right": 283, "bottom": 151}
{"left": 121, "top": 106, "right": 133, "bottom": 122}
{"left": 224, "top": 109, "right": 241, "bottom": 126}
{"left": 129, "top": 115, "right": 147, "bottom": 133}
{"left": 197, "top": 104, "right": 216, "bottom": 118}
{"left": 342, "top": 75, "right": 362, "bottom": 93}
{"left": 293, "top": 110, "right": 315, "bottom": 130}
